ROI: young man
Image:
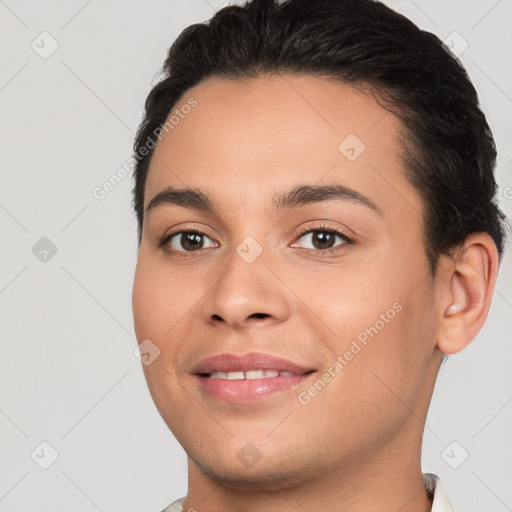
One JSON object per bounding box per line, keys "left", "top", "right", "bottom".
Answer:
{"left": 131, "top": 0, "right": 507, "bottom": 510}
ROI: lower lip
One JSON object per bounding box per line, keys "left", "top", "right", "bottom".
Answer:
{"left": 195, "top": 374, "right": 314, "bottom": 403}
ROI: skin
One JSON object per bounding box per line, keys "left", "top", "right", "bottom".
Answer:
{"left": 132, "top": 74, "right": 499, "bottom": 512}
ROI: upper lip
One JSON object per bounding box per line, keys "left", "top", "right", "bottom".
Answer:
{"left": 191, "top": 352, "right": 316, "bottom": 376}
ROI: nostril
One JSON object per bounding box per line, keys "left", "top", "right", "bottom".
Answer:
{"left": 250, "top": 313, "right": 269, "bottom": 319}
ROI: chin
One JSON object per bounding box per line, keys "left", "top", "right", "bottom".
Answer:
{"left": 187, "top": 446, "right": 321, "bottom": 492}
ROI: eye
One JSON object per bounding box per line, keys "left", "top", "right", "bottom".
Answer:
{"left": 159, "top": 224, "right": 354, "bottom": 256}
{"left": 291, "top": 225, "right": 353, "bottom": 253}
{"left": 161, "top": 229, "right": 218, "bottom": 253}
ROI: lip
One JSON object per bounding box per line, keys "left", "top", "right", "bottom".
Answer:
{"left": 191, "top": 352, "right": 317, "bottom": 404}
{"left": 192, "top": 352, "right": 315, "bottom": 375}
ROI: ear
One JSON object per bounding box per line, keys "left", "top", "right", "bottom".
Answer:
{"left": 436, "top": 232, "right": 500, "bottom": 355}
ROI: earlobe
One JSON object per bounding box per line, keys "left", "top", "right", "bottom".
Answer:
{"left": 437, "top": 233, "right": 499, "bottom": 355}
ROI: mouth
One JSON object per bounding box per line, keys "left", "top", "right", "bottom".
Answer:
{"left": 191, "top": 352, "right": 317, "bottom": 404}
{"left": 207, "top": 369, "right": 304, "bottom": 379}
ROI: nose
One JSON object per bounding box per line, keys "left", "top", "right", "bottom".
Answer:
{"left": 201, "top": 248, "right": 291, "bottom": 330}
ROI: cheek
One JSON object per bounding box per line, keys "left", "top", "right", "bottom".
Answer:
{"left": 289, "top": 259, "right": 400, "bottom": 344}
{"left": 132, "top": 258, "right": 162, "bottom": 341}
{"left": 338, "top": 278, "right": 438, "bottom": 419}
{"left": 132, "top": 255, "right": 194, "bottom": 430}
{"left": 132, "top": 252, "right": 210, "bottom": 397}
{"left": 132, "top": 251, "right": 202, "bottom": 341}
{"left": 299, "top": 251, "right": 436, "bottom": 391}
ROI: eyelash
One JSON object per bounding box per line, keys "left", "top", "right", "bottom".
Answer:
{"left": 159, "top": 223, "right": 355, "bottom": 257}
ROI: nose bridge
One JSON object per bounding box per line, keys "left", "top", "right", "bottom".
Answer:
{"left": 203, "top": 238, "right": 290, "bottom": 328}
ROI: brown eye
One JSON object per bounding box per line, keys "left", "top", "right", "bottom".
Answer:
{"left": 309, "top": 231, "right": 337, "bottom": 250}
{"left": 164, "top": 230, "right": 217, "bottom": 252}
{"left": 292, "top": 228, "right": 351, "bottom": 252}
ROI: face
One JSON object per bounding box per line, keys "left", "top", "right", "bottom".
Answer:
{"left": 132, "top": 74, "right": 444, "bottom": 488}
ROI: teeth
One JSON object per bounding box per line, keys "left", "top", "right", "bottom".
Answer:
{"left": 246, "top": 370, "right": 265, "bottom": 379}
{"left": 209, "top": 370, "right": 297, "bottom": 379}
{"left": 225, "top": 371, "right": 244, "bottom": 380}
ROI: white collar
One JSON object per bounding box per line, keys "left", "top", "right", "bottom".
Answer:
{"left": 162, "top": 473, "right": 454, "bottom": 512}
{"left": 424, "top": 473, "right": 455, "bottom": 512}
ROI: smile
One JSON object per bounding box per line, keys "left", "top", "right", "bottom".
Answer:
{"left": 208, "top": 370, "right": 299, "bottom": 379}
{"left": 191, "top": 352, "right": 317, "bottom": 404}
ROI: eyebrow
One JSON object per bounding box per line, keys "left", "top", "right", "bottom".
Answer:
{"left": 145, "top": 183, "right": 381, "bottom": 215}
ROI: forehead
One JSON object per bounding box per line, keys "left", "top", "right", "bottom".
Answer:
{"left": 144, "top": 74, "right": 421, "bottom": 221}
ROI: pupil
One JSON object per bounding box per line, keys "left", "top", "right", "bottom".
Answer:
{"left": 314, "top": 231, "right": 334, "bottom": 249}
{"left": 182, "top": 232, "right": 203, "bottom": 251}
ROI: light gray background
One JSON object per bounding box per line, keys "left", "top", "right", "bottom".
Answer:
{"left": 0, "top": 1, "right": 511, "bottom": 511}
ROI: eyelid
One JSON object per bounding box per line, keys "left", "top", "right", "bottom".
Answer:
{"left": 292, "top": 219, "right": 355, "bottom": 241}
